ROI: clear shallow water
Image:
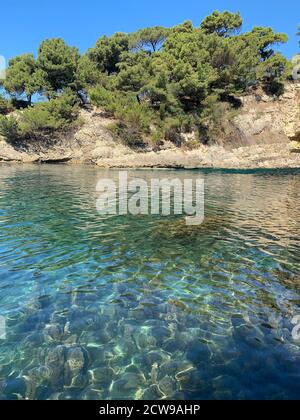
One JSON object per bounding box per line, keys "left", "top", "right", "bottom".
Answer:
{"left": 0, "top": 164, "right": 299, "bottom": 400}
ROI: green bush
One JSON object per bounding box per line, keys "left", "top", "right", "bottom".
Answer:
{"left": 0, "top": 91, "right": 80, "bottom": 142}
{"left": 163, "top": 116, "right": 197, "bottom": 146}
{"left": 0, "top": 96, "right": 12, "bottom": 115}
{"left": 90, "top": 85, "right": 155, "bottom": 147}
{"left": 150, "top": 127, "right": 165, "bottom": 147}
{"left": 183, "top": 139, "right": 201, "bottom": 150}
{"left": 115, "top": 101, "right": 152, "bottom": 134}
{"left": 0, "top": 116, "right": 20, "bottom": 142}
{"left": 18, "top": 91, "right": 80, "bottom": 136}
{"left": 111, "top": 122, "right": 146, "bottom": 148}
{"left": 18, "top": 106, "right": 60, "bottom": 135}
{"left": 89, "top": 85, "right": 121, "bottom": 114}
{"left": 164, "top": 118, "right": 184, "bottom": 146}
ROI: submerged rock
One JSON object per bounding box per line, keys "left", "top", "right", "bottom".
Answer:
{"left": 43, "top": 324, "right": 63, "bottom": 344}
{"left": 163, "top": 338, "right": 182, "bottom": 353}
{"left": 64, "top": 346, "right": 89, "bottom": 387}
{"left": 110, "top": 372, "right": 146, "bottom": 399}
{"left": 124, "top": 364, "right": 144, "bottom": 375}
{"left": 213, "top": 390, "right": 233, "bottom": 400}
{"left": 116, "top": 338, "right": 138, "bottom": 359}
{"left": 186, "top": 340, "right": 211, "bottom": 366}
{"left": 80, "top": 387, "right": 103, "bottom": 400}
{"left": 30, "top": 366, "right": 53, "bottom": 382}
{"left": 159, "top": 360, "right": 194, "bottom": 379}
{"left": 46, "top": 345, "right": 66, "bottom": 368}
{"left": 175, "top": 363, "right": 196, "bottom": 383}
{"left": 151, "top": 216, "right": 228, "bottom": 243}
{"left": 134, "top": 332, "right": 156, "bottom": 350}
{"left": 233, "top": 324, "right": 266, "bottom": 349}
{"left": 158, "top": 375, "right": 177, "bottom": 398}
{"left": 2, "top": 377, "right": 27, "bottom": 400}
{"left": 23, "top": 298, "right": 42, "bottom": 315}
{"left": 85, "top": 346, "right": 108, "bottom": 366}
{"left": 66, "top": 373, "right": 89, "bottom": 390}
{"left": 212, "top": 375, "right": 239, "bottom": 395}
{"left": 98, "top": 324, "right": 118, "bottom": 344}
{"left": 22, "top": 331, "right": 44, "bottom": 348}
{"left": 145, "top": 350, "right": 171, "bottom": 368}
{"left": 141, "top": 384, "right": 165, "bottom": 400}
{"left": 25, "top": 366, "right": 51, "bottom": 399}
{"left": 177, "top": 369, "right": 206, "bottom": 393}
{"left": 49, "top": 391, "right": 78, "bottom": 400}
{"left": 65, "top": 347, "right": 88, "bottom": 372}
{"left": 151, "top": 326, "right": 173, "bottom": 345}
{"left": 90, "top": 367, "right": 115, "bottom": 387}
{"left": 36, "top": 344, "right": 66, "bottom": 389}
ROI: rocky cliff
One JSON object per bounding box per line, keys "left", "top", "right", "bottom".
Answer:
{"left": 0, "top": 81, "right": 299, "bottom": 169}
{"left": 233, "top": 81, "right": 300, "bottom": 145}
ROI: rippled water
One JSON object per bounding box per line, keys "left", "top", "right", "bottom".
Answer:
{"left": 0, "top": 164, "right": 299, "bottom": 400}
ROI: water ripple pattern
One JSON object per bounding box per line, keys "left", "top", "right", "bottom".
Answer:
{"left": 0, "top": 165, "right": 299, "bottom": 400}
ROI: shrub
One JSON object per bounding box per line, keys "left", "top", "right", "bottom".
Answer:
{"left": 18, "top": 91, "right": 80, "bottom": 136}
{"left": 0, "top": 115, "right": 20, "bottom": 142}
{"left": 89, "top": 85, "right": 155, "bottom": 147}
{"left": 183, "top": 139, "right": 201, "bottom": 150}
{"left": 44, "top": 91, "right": 80, "bottom": 127}
{"left": 89, "top": 85, "right": 120, "bottom": 115}
{"left": 163, "top": 117, "right": 186, "bottom": 146}
{"left": 150, "top": 128, "right": 164, "bottom": 147}
{"left": 115, "top": 101, "right": 152, "bottom": 134}
{"left": 0, "top": 95, "right": 12, "bottom": 115}
{"left": 111, "top": 122, "right": 146, "bottom": 148}
{"left": 0, "top": 91, "right": 80, "bottom": 142}
{"left": 18, "top": 106, "right": 60, "bottom": 135}
{"left": 199, "top": 95, "right": 232, "bottom": 143}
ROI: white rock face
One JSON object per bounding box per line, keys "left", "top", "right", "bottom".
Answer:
{"left": 233, "top": 82, "right": 300, "bottom": 144}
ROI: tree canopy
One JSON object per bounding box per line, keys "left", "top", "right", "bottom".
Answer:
{"left": 37, "top": 38, "right": 80, "bottom": 97}
{"left": 88, "top": 33, "right": 130, "bottom": 74}
{"left": 131, "top": 26, "right": 170, "bottom": 52}
{"left": 200, "top": 11, "right": 243, "bottom": 37}
{"left": 3, "top": 54, "right": 40, "bottom": 104}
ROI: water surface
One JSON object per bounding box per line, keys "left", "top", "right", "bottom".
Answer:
{"left": 0, "top": 165, "right": 299, "bottom": 400}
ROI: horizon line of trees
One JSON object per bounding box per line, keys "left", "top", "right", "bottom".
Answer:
{"left": 0, "top": 11, "right": 299, "bottom": 147}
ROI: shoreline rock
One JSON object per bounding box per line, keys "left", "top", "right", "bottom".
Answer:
{"left": 1, "top": 82, "right": 300, "bottom": 170}
{"left": 1, "top": 141, "right": 299, "bottom": 170}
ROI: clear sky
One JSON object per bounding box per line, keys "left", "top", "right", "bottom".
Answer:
{"left": 0, "top": 0, "right": 299, "bottom": 62}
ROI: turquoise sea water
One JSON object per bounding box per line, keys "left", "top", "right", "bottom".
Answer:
{"left": 0, "top": 164, "right": 299, "bottom": 400}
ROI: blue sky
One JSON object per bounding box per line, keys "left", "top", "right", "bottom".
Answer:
{"left": 0, "top": 0, "right": 299, "bottom": 62}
